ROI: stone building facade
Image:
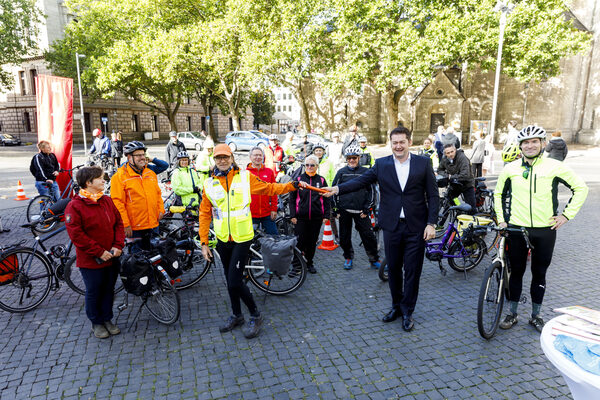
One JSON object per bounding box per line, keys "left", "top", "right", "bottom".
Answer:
{"left": 0, "top": 0, "right": 252, "bottom": 144}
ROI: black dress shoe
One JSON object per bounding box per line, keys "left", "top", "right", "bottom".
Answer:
{"left": 382, "top": 308, "right": 402, "bottom": 323}
{"left": 402, "top": 315, "right": 414, "bottom": 332}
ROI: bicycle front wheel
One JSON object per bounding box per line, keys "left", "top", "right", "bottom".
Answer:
{"left": 27, "top": 195, "right": 58, "bottom": 233}
{"left": 477, "top": 261, "right": 504, "bottom": 339}
{"left": 144, "top": 274, "right": 180, "bottom": 324}
{"left": 63, "top": 257, "right": 124, "bottom": 296}
{"left": 448, "top": 237, "right": 486, "bottom": 272}
{"left": 246, "top": 247, "right": 307, "bottom": 295}
{"left": 378, "top": 258, "right": 388, "bottom": 282}
{"left": 0, "top": 248, "right": 52, "bottom": 313}
{"left": 175, "top": 247, "right": 213, "bottom": 290}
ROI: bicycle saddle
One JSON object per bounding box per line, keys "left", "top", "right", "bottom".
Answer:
{"left": 447, "top": 203, "right": 472, "bottom": 213}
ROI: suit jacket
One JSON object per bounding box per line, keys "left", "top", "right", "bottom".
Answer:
{"left": 337, "top": 154, "right": 439, "bottom": 233}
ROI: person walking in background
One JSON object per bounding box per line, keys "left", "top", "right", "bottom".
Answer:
{"left": 111, "top": 131, "right": 123, "bottom": 167}
{"left": 30, "top": 140, "right": 61, "bottom": 201}
{"left": 290, "top": 155, "right": 331, "bottom": 274}
{"left": 545, "top": 131, "right": 568, "bottom": 161}
{"left": 482, "top": 133, "right": 495, "bottom": 176}
{"left": 265, "top": 134, "right": 285, "bottom": 176}
{"left": 165, "top": 131, "right": 186, "bottom": 176}
{"left": 322, "top": 126, "right": 438, "bottom": 332}
{"left": 247, "top": 146, "right": 279, "bottom": 235}
{"left": 470, "top": 131, "right": 486, "bottom": 177}
{"left": 332, "top": 145, "right": 379, "bottom": 270}
{"left": 418, "top": 137, "right": 439, "bottom": 170}
{"left": 171, "top": 151, "right": 204, "bottom": 207}
{"left": 65, "top": 166, "right": 124, "bottom": 339}
{"left": 433, "top": 125, "right": 446, "bottom": 160}
{"left": 328, "top": 132, "right": 344, "bottom": 171}
{"left": 90, "top": 129, "right": 112, "bottom": 157}
{"left": 441, "top": 125, "right": 460, "bottom": 149}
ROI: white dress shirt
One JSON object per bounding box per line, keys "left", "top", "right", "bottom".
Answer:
{"left": 394, "top": 154, "right": 411, "bottom": 218}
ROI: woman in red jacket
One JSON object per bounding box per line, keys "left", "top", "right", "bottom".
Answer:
{"left": 65, "top": 166, "right": 125, "bottom": 339}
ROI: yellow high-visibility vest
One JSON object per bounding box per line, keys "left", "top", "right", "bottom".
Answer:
{"left": 203, "top": 170, "right": 254, "bottom": 242}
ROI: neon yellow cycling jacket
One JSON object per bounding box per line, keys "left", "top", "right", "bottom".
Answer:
{"left": 494, "top": 156, "right": 588, "bottom": 228}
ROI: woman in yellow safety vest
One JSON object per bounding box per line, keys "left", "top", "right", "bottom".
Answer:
{"left": 198, "top": 144, "right": 305, "bottom": 339}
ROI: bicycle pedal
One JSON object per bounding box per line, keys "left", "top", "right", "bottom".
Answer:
{"left": 117, "top": 303, "right": 128, "bottom": 311}
{"left": 519, "top": 296, "right": 527, "bottom": 304}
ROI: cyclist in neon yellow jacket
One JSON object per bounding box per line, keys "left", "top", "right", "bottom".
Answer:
{"left": 197, "top": 137, "right": 215, "bottom": 177}
{"left": 494, "top": 125, "right": 588, "bottom": 333}
{"left": 358, "top": 136, "right": 375, "bottom": 168}
{"left": 313, "top": 143, "right": 336, "bottom": 187}
{"left": 171, "top": 151, "right": 205, "bottom": 207}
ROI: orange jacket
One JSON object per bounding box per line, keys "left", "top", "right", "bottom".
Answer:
{"left": 110, "top": 164, "right": 165, "bottom": 230}
{"left": 199, "top": 167, "right": 296, "bottom": 244}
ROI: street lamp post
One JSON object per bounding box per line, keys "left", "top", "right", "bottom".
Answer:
{"left": 75, "top": 52, "right": 87, "bottom": 154}
{"left": 489, "top": 2, "right": 514, "bottom": 144}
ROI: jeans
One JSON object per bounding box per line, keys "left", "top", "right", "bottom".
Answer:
{"left": 35, "top": 181, "right": 61, "bottom": 202}
{"left": 252, "top": 216, "right": 278, "bottom": 235}
{"left": 130, "top": 228, "right": 159, "bottom": 253}
{"left": 80, "top": 260, "right": 120, "bottom": 325}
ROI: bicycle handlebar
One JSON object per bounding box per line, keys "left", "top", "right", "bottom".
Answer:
{"left": 475, "top": 225, "right": 533, "bottom": 249}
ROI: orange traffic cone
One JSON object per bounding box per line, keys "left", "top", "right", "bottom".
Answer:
{"left": 318, "top": 220, "right": 339, "bottom": 251}
{"left": 14, "top": 181, "right": 29, "bottom": 201}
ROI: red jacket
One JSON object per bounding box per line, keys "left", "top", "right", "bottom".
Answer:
{"left": 65, "top": 195, "right": 125, "bottom": 269}
{"left": 266, "top": 145, "right": 285, "bottom": 174}
{"left": 246, "top": 163, "right": 278, "bottom": 218}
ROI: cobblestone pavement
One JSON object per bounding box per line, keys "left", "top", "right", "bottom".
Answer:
{"left": 0, "top": 169, "right": 599, "bottom": 399}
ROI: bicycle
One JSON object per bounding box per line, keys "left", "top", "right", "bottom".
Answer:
{"left": 158, "top": 202, "right": 213, "bottom": 290}
{"left": 26, "top": 165, "right": 84, "bottom": 233}
{"left": 244, "top": 228, "right": 308, "bottom": 295}
{"left": 477, "top": 226, "right": 532, "bottom": 340}
{"left": 378, "top": 204, "right": 488, "bottom": 281}
{"left": 0, "top": 221, "right": 84, "bottom": 313}
{"left": 115, "top": 239, "right": 181, "bottom": 325}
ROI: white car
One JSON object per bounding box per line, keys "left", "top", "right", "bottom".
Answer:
{"left": 177, "top": 131, "right": 206, "bottom": 151}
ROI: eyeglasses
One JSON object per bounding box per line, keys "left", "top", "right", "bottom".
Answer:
{"left": 214, "top": 156, "right": 230, "bottom": 161}
{"left": 132, "top": 154, "right": 146, "bottom": 158}
{"left": 523, "top": 164, "right": 531, "bottom": 179}
{"left": 305, "top": 164, "right": 317, "bottom": 167}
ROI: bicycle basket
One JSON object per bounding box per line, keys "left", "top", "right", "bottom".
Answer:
{"left": 120, "top": 252, "right": 154, "bottom": 296}
{"left": 258, "top": 235, "right": 297, "bottom": 276}
{"left": 0, "top": 253, "right": 18, "bottom": 285}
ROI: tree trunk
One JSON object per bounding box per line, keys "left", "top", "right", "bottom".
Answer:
{"left": 385, "top": 88, "right": 400, "bottom": 132}
{"left": 199, "top": 94, "right": 218, "bottom": 142}
{"left": 295, "top": 80, "right": 312, "bottom": 133}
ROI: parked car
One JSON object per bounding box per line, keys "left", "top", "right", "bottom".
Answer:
{"left": 225, "top": 131, "right": 269, "bottom": 152}
{"left": 292, "top": 134, "right": 331, "bottom": 149}
{"left": 177, "top": 131, "right": 206, "bottom": 151}
{"left": 0, "top": 133, "right": 22, "bottom": 146}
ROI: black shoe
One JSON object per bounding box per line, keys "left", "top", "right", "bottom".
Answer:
{"left": 219, "top": 314, "right": 245, "bottom": 333}
{"left": 382, "top": 308, "right": 402, "bottom": 323}
{"left": 402, "top": 315, "right": 414, "bottom": 332}
{"left": 307, "top": 265, "right": 317, "bottom": 274}
{"left": 529, "top": 316, "right": 545, "bottom": 333}
{"left": 499, "top": 314, "right": 518, "bottom": 330}
{"left": 243, "top": 314, "right": 264, "bottom": 339}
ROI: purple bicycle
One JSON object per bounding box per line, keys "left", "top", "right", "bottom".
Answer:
{"left": 378, "top": 204, "right": 488, "bottom": 281}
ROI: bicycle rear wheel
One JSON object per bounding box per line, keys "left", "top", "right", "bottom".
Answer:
{"left": 175, "top": 246, "right": 213, "bottom": 290}
{"left": 448, "top": 237, "right": 486, "bottom": 272}
{"left": 0, "top": 248, "right": 52, "bottom": 313}
{"left": 144, "top": 273, "right": 180, "bottom": 324}
{"left": 477, "top": 261, "right": 504, "bottom": 339}
{"left": 26, "top": 195, "right": 58, "bottom": 233}
{"left": 246, "top": 247, "right": 307, "bottom": 295}
{"left": 63, "top": 257, "right": 124, "bottom": 295}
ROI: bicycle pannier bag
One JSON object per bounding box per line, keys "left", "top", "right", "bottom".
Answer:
{"left": 0, "top": 254, "right": 18, "bottom": 285}
{"left": 120, "top": 253, "right": 153, "bottom": 295}
{"left": 153, "top": 237, "right": 182, "bottom": 278}
{"left": 258, "top": 235, "right": 297, "bottom": 276}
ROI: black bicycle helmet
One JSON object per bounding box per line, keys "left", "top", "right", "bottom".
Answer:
{"left": 123, "top": 141, "right": 147, "bottom": 155}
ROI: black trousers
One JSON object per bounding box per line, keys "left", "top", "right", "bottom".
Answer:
{"left": 216, "top": 240, "right": 257, "bottom": 316}
{"left": 472, "top": 163, "right": 482, "bottom": 177}
{"left": 339, "top": 210, "right": 379, "bottom": 263}
{"left": 295, "top": 218, "right": 323, "bottom": 267}
{"left": 383, "top": 222, "right": 426, "bottom": 316}
{"left": 507, "top": 226, "right": 556, "bottom": 305}
{"left": 447, "top": 185, "right": 476, "bottom": 214}
{"left": 80, "top": 260, "right": 119, "bottom": 325}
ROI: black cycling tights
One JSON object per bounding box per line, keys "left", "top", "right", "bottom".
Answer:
{"left": 216, "top": 240, "right": 257, "bottom": 316}
{"left": 507, "top": 227, "right": 556, "bottom": 305}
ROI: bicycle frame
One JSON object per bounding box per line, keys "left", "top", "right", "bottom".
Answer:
{"left": 21, "top": 224, "right": 73, "bottom": 286}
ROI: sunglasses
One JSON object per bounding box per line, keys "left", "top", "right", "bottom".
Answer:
{"left": 305, "top": 163, "right": 317, "bottom": 167}
{"left": 523, "top": 164, "right": 531, "bottom": 179}
{"left": 346, "top": 156, "right": 359, "bottom": 160}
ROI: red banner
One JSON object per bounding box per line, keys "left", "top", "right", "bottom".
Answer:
{"left": 35, "top": 75, "right": 73, "bottom": 192}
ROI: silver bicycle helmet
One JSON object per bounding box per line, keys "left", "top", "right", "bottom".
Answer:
{"left": 344, "top": 144, "right": 361, "bottom": 157}
{"left": 176, "top": 151, "right": 190, "bottom": 160}
{"left": 358, "top": 135, "right": 368, "bottom": 143}
{"left": 517, "top": 125, "right": 546, "bottom": 143}
{"left": 313, "top": 142, "right": 327, "bottom": 151}
{"left": 268, "top": 133, "right": 278, "bottom": 140}
{"left": 123, "top": 141, "right": 147, "bottom": 155}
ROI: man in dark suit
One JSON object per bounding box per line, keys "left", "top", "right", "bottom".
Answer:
{"left": 323, "top": 126, "right": 439, "bottom": 331}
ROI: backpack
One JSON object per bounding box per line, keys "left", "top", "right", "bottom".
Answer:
{"left": 120, "top": 252, "right": 154, "bottom": 295}
{"left": 0, "top": 254, "right": 18, "bottom": 285}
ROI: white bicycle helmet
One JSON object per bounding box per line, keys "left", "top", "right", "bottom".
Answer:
{"left": 268, "top": 134, "right": 278, "bottom": 140}
{"left": 176, "top": 151, "right": 190, "bottom": 159}
{"left": 313, "top": 142, "right": 327, "bottom": 151}
{"left": 517, "top": 125, "right": 546, "bottom": 143}
{"left": 344, "top": 144, "right": 361, "bottom": 157}
{"left": 358, "top": 135, "right": 367, "bottom": 143}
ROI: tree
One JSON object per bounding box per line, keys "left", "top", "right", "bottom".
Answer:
{"left": 250, "top": 91, "right": 275, "bottom": 128}
{"left": 0, "top": 0, "right": 42, "bottom": 90}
